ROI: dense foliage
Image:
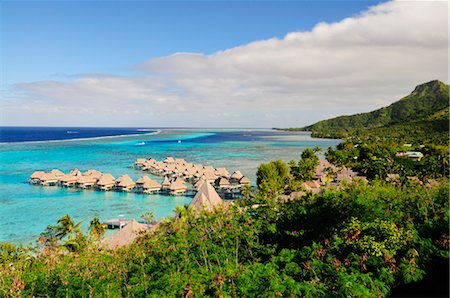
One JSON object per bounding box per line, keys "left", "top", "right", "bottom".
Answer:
{"left": 1, "top": 180, "right": 448, "bottom": 297}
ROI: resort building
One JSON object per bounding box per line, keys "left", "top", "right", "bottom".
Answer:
{"left": 230, "top": 170, "right": 244, "bottom": 183}
{"left": 76, "top": 175, "right": 97, "bottom": 189}
{"left": 69, "top": 169, "right": 82, "bottom": 177}
{"left": 215, "top": 168, "right": 230, "bottom": 178}
{"left": 134, "top": 158, "right": 147, "bottom": 168}
{"left": 117, "top": 175, "right": 135, "bottom": 192}
{"left": 135, "top": 175, "right": 152, "bottom": 192}
{"left": 83, "top": 169, "right": 102, "bottom": 180}
{"left": 143, "top": 179, "right": 161, "bottom": 194}
{"left": 103, "top": 220, "right": 147, "bottom": 250}
{"left": 189, "top": 181, "right": 224, "bottom": 212}
{"left": 161, "top": 176, "right": 171, "bottom": 191}
{"left": 216, "top": 177, "right": 230, "bottom": 189}
{"left": 169, "top": 179, "right": 187, "bottom": 195}
{"left": 97, "top": 174, "right": 116, "bottom": 191}
{"left": 239, "top": 176, "right": 251, "bottom": 186}
{"left": 40, "top": 172, "right": 59, "bottom": 186}
{"left": 59, "top": 174, "right": 78, "bottom": 187}
{"left": 30, "top": 171, "right": 46, "bottom": 184}
{"left": 195, "top": 177, "right": 207, "bottom": 190}
{"left": 202, "top": 171, "right": 218, "bottom": 183}
{"left": 50, "top": 169, "right": 65, "bottom": 178}
{"left": 164, "top": 157, "right": 176, "bottom": 164}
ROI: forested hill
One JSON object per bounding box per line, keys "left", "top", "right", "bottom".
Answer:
{"left": 283, "top": 80, "right": 449, "bottom": 141}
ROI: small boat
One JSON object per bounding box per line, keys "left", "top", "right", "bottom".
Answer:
{"left": 177, "top": 140, "right": 182, "bottom": 143}
{"left": 136, "top": 142, "right": 145, "bottom": 146}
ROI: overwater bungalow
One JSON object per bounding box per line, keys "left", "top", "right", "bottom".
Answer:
{"left": 238, "top": 176, "right": 251, "bottom": 186}
{"left": 77, "top": 175, "right": 97, "bottom": 189}
{"left": 30, "top": 171, "right": 46, "bottom": 184}
{"left": 70, "top": 169, "right": 82, "bottom": 177}
{"left": 189, "top": 181, "right": 223, "bottom": 212}
{"left": 202, "top": 171, "right": 218, "bottom": 183}
{"left": 193, "top": 164, "right": 203, "bottom": 172}
{"left": 97, "top": 174, "right": 116, "bottom": 191}
{"left": 134, "top": 158, "right": 147, "bottom": 168}
{"left": 216, "top": 177, "right": 231, "bottom": 189}
{"left": 83, "top": 169, "right": 102, "bottom": 180}
{"left": 117, "top": 175, "right": 135, "bottom": 192}
{"left": 230, "top": 170, "right": 244, "bottom": 182}
{"left": 161, "top": 176, "right": 171, "bottom": 191}
{"left": 59, "top": 174, "right": 78, "bottom": 187}
{"left": 203, "top": 165, "right": 215, "bottom": 172}
{"left": 50, "top": 169, "right": 65, "bottom": 178}
{"left": 135, "top": 175, "right": 152, "bottom": 191}
{"left": 175, "top": 158, "right": 186, "bottom": 165}
{"left": 164, "top": 157, "right": 176, "bottom": 164}
{"left": 215, "top": 168, "right": 230, "bottom": 178}
{"left": 40, "top": 172, "right": 59, "bottom": 186}
{"left": 169, "top": 179, "right": 187, "bottom": 195}
{"left": 143, "top": 179, "right": 161, "bottom": 194}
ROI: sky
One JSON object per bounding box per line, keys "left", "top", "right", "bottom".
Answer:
{"left": 1, "top": 0, "right": 448, "bottom": 128}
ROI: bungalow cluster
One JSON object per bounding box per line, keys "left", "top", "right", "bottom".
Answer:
{"left": 29, "top": 157, "right": 251, "bottom": 198}
{"left": 133, "top": 156, "right": 251, "bottom": 195}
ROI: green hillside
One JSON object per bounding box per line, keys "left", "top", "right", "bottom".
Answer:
{"left": 287, "top": 80, "right": 449, "bottom": 142}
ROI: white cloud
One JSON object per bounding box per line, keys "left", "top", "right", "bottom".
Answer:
{"left": 2, "top": 0, "right": 448, "bottom": 127}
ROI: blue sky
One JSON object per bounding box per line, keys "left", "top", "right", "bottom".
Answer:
{"left": 1, "top": 0, "right": 448, "bottom": 127}
{"left": 3, "top": 1, "right": 379, "bottom": 85}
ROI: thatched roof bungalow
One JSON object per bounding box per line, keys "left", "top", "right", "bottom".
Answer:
{"left": 59, "top": 174, "right": 78, "bottom": 187}
{"left": 169, "top": 179, "right": 187, "bottom": 195}
{"left": 239, "top": 176, "right": 251, "bottom": 186}
{"left": 216, "top": 177, "right": 230, "bottom": 188}
{"left": 117, "top": 175, "right": 135, "bottom": 192}
{"left": 161, "top": 176, "right": 171, "bottom": 190}
{"left": 97, "top": 174, "right": 116, "bottom": 191}
{"left": 30, "top": 171, "right": 45, "bottom": 184}
{"left": 230, "top": 171, "right": 244, "bottom": 182}
{"left": 40, "top": 172, "right": 59, "bottom": 186}
{"left": 103, "top": 220, "right": 147, "bottom": 249}
{"left": 143, "top": 179, "right": 161, "bottom": 193}
{"left": 215, "top": 168, "right": 230, "bottom": 178}
{"left": 77, "top": 175, "right": 97, "bottom": 189}
{"left": 50, "top": 169, "right": 65, "bottom": 177}
{"left": 189, "top": 181, "right": 223, "bottom": 212}
{"left": 70, "top": 169, "right": 82, "bottom": 177}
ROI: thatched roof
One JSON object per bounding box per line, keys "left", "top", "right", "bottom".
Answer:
{"left": 103, "top": 220, "right": 147, "bottom": 249}
{"left": 77, "top": 175, "right": 97, "bottom": 184}
{"left": 97, "top": 174, "right": 115, "bottom": 186}
{"left": 217, "top": 177, "right": 230, "bottom": 187}
{"left": 203, "top": 171, "right": 218, "bottom": 181}
{"left": 170, "top": 179, "right": 187, "bottom": 191}
{"left": 83, "top": 169, "right": 102, "bottom": 179}
{"left": 215, "top": 168, "right": 230, "bottom": 177}
{"left": 50, "top": 169, "right": 65, "bottom": 177}
{"left": 40, "top": 172, "right": 58, "bottom": 181}
{"left": 135, "top": 158, "right": 146, "bottom": 165}
{"left": 70, "top": 169, "right": 82, "bottom": 177}
{"left": 118, "top": 175, "right": 135, "bottom": 187}
{"left": 189, "top": 181, "right": 223, "bottom": 212}
{"left": 203, "top": 165, "right": 215, "bottom": 172}
{"left": 164, "top": 157, "right": 175, "bottom": 163}
{"left": 195, "top": 177, "right": 207, "bottom": 190}
{"left": 230, "top": 170, "right": 244, "bottom": 180}
{"left": 30, "top": 171, "right": 45, "bottom": 179}
{"left": 136, "top": 175, "right": 152, "bottom": 184}
{"left": 143, "top": 179, "right": 161, "bottom": 189}
{"left": 175, "top": 158, "right": 186, "bottom": 165}
{"left": 59, "top": 174, "right": 78, "bottom": 183}
{"left": 239, "top": 176, "right": 251, "bottom": 185}
{"left": 161, "top": 176, "right": 171, "bottom": 188}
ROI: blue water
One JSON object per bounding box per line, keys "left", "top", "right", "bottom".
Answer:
{"left": 0, "top": 129, "right": 340, "bottom": 244}
{"left": 0, "top": 126, "right": 155, "bottom": 142}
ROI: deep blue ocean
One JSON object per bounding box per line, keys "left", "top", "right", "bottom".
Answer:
{"left": 0, "top": 126, "right": 154, "bottom": 142}
{"left": 0, "top": 128, "right": 340, "bottom": 244}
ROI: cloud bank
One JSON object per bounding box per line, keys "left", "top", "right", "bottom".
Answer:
{"left": 2, "top": 0, "right": 448, "bottom": 127}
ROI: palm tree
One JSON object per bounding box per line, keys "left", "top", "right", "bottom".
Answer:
{"left": 55, "top": 214, "right": 82, "bottom": 241}
{"left": 88, "top": 216, "right": 107, "bottom": 242}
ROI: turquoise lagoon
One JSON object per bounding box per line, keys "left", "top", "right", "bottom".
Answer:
{"left": 0, "top": 129, "right": 339, "bottom": 244}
